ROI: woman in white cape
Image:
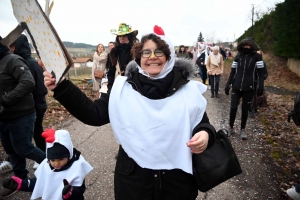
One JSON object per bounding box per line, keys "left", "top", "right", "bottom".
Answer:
{"left": 44, "top": 25, "right": 216, "bottom": 200}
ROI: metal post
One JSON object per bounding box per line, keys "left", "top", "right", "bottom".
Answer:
{"left": 252, "top": 5, "right": 254, "bottom": 37}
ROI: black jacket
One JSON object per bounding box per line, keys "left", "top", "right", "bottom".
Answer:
{"left": 227, "top": 51, "right": 264, "bottom": 91}
{"left": 53, "top": 59, "right": 216, "bottom": 199}
{"left": 107, "top": 44, "right": 133, "bottom": 92}
{"left": 219, "top": 48, "right": 226, "bottom": 60}
{"left": 0, "top": 48, "right": 35, "bottom": 120}
{"left": 12, "top": 34, "right": 48, "bottom": 109}
{"left": 196, "top": 52, "right": 205, "bottom": 66}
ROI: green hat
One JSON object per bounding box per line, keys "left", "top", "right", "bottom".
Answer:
{"left": 110, "top": 23, "right": 138, "bottom": 36}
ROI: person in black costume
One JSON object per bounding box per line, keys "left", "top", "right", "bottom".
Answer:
{"left": 225, "top": 38, "right": 264, "bottom": 140}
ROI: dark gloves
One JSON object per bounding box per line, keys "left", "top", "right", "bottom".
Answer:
{"left": 257, "top": 90, "right": 263, "bottom": 96}
{"left": 62, "top": 179, "right": 73, "bottom": 199}
{"left": 225, "top": 85, "right": 231, "bottom": 95}
{"left": 3, "top": 176, "right": 22, "bottom": 190}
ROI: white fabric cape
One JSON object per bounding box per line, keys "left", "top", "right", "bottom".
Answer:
{"left": 109, "top": 76, "right": 207, "bottom": 174}
{"left": 31, "top": 156, "right": 92, "bottom": 200}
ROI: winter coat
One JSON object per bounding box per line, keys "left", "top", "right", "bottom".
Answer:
{"left": 107, "top": 44, "right": 133, "bottom": 92}
{"left": 11, "top": 34, "right": 48, "bottom": 110}
{"left": 206, "top": 53, "right": 224, "bottom": 75}
{"left": 219, "top": 48, "right": 227, "bottom": 60}
{"left": 92, "top": 51, "right": 107, "bottom": 91}
{"left": 0, "top": 52, "right": 35, "bottom": 120}
{"left": 177, "top": 51, "right": 189, "bottom": 59}
{"left": 226, "top": 38, "right": 264, "bottom": 91}
{"left": 191, "top": 50, "right": 198, "bottom": 63}
{"left": 196, "top": 52, "right": 205, "bottom": 67}
{"left": 52, "top": 59, "right": 216, "bottom": 200}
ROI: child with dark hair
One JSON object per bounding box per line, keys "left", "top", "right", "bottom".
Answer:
{"left": 2, "top": 129, "right": 93, "bottom": 200}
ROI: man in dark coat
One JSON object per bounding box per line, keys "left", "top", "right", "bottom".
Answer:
{"left": 9, "top": 35, "right": 48, "bottom": 160}
{"left": 0, "top": 36, "right": 45, "bottom": 197}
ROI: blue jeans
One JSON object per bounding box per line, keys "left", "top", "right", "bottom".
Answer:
{"left": 0, "top": 112, "right": 46, "bottom": 179}
{"left": 198, "top": 66, "right": 203, "bottom": 78}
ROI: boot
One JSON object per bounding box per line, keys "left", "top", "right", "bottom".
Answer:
{"left": 211, "top": 93, "right": 214, "bottom": 98}
{"left": 215, "top": 93, "right": 219, "bottom": 98}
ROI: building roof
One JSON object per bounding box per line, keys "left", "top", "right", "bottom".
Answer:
{"left": 73, "top": 57, "right": 92, "bottom": 63}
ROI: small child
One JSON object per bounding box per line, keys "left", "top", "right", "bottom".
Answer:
{"left": 3, "top": 129, "right": 93, "bottom": 200}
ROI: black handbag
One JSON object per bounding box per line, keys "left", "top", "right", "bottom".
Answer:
{"left": 192, "top": 129, "right": 242, "bottom": 192}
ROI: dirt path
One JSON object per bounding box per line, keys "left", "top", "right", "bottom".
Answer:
{"left": 1, "top": 75, "right": 282, "bottom": 200}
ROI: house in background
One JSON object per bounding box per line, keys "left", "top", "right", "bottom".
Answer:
{"left": 73, "top": 57, "right": 93, "bottom": 68}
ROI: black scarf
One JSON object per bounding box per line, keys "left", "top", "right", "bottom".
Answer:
{"left": 240, "top": 48, "right": 253, "bottom": 55}
{"left": 138, "top": 72, "right": 174, "bottom": 100}
{"left": 118, "top": 44, "right": 132, "bottom": 72}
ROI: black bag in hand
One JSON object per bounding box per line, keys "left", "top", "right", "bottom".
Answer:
{"left": 192, "top": 129, "right": 242, "bottom": 192}
{"left": 288, "top": 93, "right": 300, "bottom": 126}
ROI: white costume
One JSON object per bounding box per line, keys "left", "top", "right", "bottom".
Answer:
{"left": 32, "top": 130, "right": 93, "bottom": 200}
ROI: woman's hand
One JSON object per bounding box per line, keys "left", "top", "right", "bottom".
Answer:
{"left": 43, "top": 71, "right": 57, "bottom": 90}
{"left": 208, "top": 71, "right": 212, "bottom": 75}
{"left": 186, "top": 131, "right": 209, "bottom": 154}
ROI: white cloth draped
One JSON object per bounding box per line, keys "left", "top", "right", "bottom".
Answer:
{"left": 109, "top": 76, "right": 207, "bottom": 174}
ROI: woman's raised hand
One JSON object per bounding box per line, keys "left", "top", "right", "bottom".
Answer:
{"left": 43, "top": 71, "right": 57, "bottom": 90}
{"left": 186, "top": 131, "right": 209, "bottom": 154}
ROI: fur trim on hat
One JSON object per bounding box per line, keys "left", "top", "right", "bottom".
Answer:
{"left": 237, "top": 39, "right": 259, "bottom": 51}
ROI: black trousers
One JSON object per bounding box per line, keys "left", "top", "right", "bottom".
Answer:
{"left": 200, "top": 65, "right": 207, "bottom": 84}
{"left": 33, "top": 107, "right": 47, "bottom": 153}
{"left": 229, "top": 89, "right": 254, "bottom": 129}
{"left": 209, "top": 75, "right": 220, "bottom": 95}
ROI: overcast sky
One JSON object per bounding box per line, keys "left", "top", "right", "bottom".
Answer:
{"left": 0, "top": 0, "right": 283, "bottom": 47}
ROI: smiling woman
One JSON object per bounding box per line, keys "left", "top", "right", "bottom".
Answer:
{"left": 43, "top": 25, "right": 217, "bottom": 200}
{"left": 131, "top": 34, "right": 171, "bottom": 77}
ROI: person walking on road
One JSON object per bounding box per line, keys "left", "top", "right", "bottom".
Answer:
{"left": 9, "top": 34, "right": 48, "bottom": 170}
{"left": 43, "top": 25, "right": 216, "bottom": 200}
{"left": 225, "top": 37, "right": 264, "bottom": 140}
{"left": 206, "top": 46, "right": 224, "bottom": 98}
{"left": 92, "top": 43, "right": 107, "bottom": 93}
{"left": 0, "top": 36, "right": 46, "bottom": 198}
{"left": 196, "top": 48, "right": 207, "bottom": 84}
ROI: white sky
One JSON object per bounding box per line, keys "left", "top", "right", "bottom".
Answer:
{"left": 0, "top": 0, "right": 283, "bottom": 46}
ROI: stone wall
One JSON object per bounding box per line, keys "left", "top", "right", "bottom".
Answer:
{"left": 287, "top": 58, "right": 300, "bottom": 77}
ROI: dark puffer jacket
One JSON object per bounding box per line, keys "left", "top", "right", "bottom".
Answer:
{"left": 226, "top": 39, "right": 264, "bottom": 91}
{"left": 0, "top": 42, "right": 35, "bottom": 120}
{"left": 11, "top": 34, "right": 48, "bottom": 109}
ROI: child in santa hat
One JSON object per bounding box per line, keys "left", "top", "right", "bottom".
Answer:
{"left": 2, "top": 129, "right": 93, "bottom": 200}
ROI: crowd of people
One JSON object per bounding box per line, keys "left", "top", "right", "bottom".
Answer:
{"left": 0, "top": 22, "right": 298, "bottom": 200}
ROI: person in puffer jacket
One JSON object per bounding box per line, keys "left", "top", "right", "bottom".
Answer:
{"left": 9, "top": 34, "right": 48, "bottom": 164}
{"left": 225, "top": 37, "right": 265, "bottom": 140}
{"left": 0, "top": 35, "right": 45, "bottom": 198}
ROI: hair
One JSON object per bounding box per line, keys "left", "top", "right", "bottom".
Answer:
{"left": 131, "top": 33, "right": 171, "bottom": 66}
{"left": 115, "top": 32, "right": 139, "bottom": 47}
{"left": 108, "top": 41, "right": 116, "bottom": 46}
{"left": 213, "top": 46, "right": 219, "bottom": 51}
{"left": 179, "top": 45, "right": 186, "bottom": 53}
{"left": 95, "top": 43, "right": 105, "bottom": 53}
